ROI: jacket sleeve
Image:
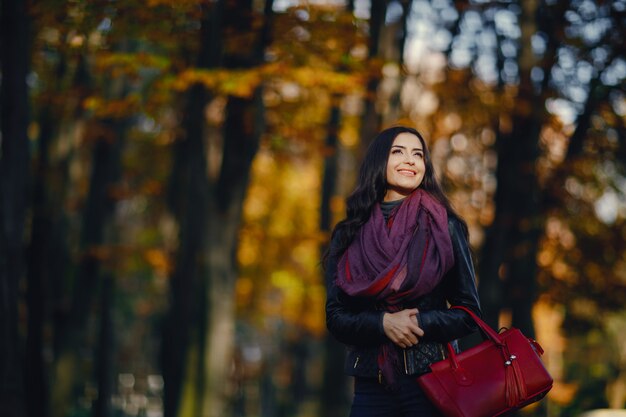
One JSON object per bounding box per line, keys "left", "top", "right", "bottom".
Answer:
{"left": 324, "top": 234, "right": 387, "bottom": 347}
{"left": 417, "top": 217, "right": 482, "bottom": 343}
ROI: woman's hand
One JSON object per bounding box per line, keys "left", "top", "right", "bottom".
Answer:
{"left": 382, "top": 309, "right": 424, "bottom": 348}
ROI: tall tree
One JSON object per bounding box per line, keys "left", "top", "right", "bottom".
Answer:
{"left": 359, "top": 0, "right": 389, "bottom": 154}
{"left": 320, "top": 97, "right": 348, "bottom": 417}
{"left": 381, "top": 0, "right": 414, "bottom": 124}
{"left": 162, "top": 0, "right": 274, "bottom": 415}
{"left": 0, "top": 0, "right": 30, "bottom": 415}
{"left": 498, "top": 0, "right": 544, "bottom": 336}
{"left": 52, "top": 115, "right": 128, "bottom": 416}
{"left": 160, "top": 0, "right": 223, "bottom": 413}
{"left": 25, "top": 22, "right": 73, "bottom": 414}
{"left": 478, "top": 0, "right": 564, "bottom": 334}
{"left": 48, "top": 21, "right": 134, "bottom": 409}
{"left": 201, "top": 0, "right": 273, "bottom": 414}
{"left": 162, "top": 2, "right": 218, "bottom": 415}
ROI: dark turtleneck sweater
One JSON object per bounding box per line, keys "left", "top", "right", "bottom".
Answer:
{"left": 380, "top": 198, "right": 404, "bottom": 222}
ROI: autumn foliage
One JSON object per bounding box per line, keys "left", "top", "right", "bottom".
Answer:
{"left": 0, "top": 1, "right": 625, "bottom": 417}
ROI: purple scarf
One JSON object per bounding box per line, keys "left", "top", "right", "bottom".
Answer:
{"left": 336, "top": 189, "right": 454, "bottom": 384}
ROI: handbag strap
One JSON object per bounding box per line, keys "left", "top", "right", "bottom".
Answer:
{"left": 450, "top": 305, "right": 504, "bottom": 346}
{"left": 445, "top": 306, "right": 510, "bottom": 372}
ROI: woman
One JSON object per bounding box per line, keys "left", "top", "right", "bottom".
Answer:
{"left": 324, "top": 126, "right": 481, "bottom": 417}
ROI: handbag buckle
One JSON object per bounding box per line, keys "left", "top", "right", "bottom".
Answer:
{"left": 505, "top": 354, "right": 517, "bottom": 366}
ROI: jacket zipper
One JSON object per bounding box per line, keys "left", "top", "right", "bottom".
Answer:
{"left": 403, "top": 349, "right": 409, "bottom": 374}
{"left": 378, "top": 370, "right": 383, "bottom": 384}
{"left": 353, "top": 356, "right": 360, "bottom": 369}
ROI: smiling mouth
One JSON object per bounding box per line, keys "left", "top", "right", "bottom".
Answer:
{"left": 398, "top": 169, "right": 417, "bottom": 176}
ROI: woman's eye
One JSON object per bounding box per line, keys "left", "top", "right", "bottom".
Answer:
{"left": 392, "top": 149, "right": 402, "bottom": 154}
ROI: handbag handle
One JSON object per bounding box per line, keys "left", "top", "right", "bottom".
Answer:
{"left": 450, "top": 305, "right": 505, "bottom": 346}
{"left": 444, "top": 306, "right": 511, "bottom": 379}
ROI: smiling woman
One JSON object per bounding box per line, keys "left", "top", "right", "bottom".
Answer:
{"left": 324, "top": 126, "right": 482, "bottom": 417}
{"left": 385, "top": 133, "right": 426, "bottom": 202}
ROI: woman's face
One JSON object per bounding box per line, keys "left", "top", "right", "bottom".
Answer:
{"left": 384, "top": 132, "right": 426, "bottom": 202}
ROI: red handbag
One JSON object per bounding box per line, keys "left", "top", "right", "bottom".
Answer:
{"left": 417, "top": 306, "right": 553, "bottom": 417}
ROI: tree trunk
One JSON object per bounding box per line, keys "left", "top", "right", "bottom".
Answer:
{"left": 44, "top": 53, "right": 91, "bottom": 417}
{"left": 479, "top": 0, "right": 547, "bottom": 336}
{"left": 162, "top": 2, "right": 221, "bottom": 416}
{"left": 202, "top": 89, "right": 264, "bottom": 417}
{"left": 199, "top": 0, "right": 271, "bottom": 414}
{"left": 93, "top": 275, "right": 115, "bottom": 417}
{"left": 0, "top": 0, "right": 30, "bottom": 415}
{"left": 24, "top": 118, "right": 51, "bottom": 417}
{"left": 384, "top": 0, "right": 413, "bottom": 129}
{"left": 25, "top": 50, "right": 68, "bottom": 417}
{"left": 358, "top": 0, "right": 388, "bottom": 155}
{"left": 52, "top": 118, "right": 127, "bottom": 417}
{"left": 163, "top": 1, "right": 270, "bottom": 414}
{"left": 162, "top": 83, "right": 211, "bottom": 417}
{"left": 320, "top": 98, "right": 350, "bottom": 417}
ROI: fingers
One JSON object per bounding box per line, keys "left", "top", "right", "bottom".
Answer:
{"left": 396, "top": 331, "right": 419, "bottom": 349}
{"left": 403, "top": 309, "right": 424, "bottom": 338}
{"left": 402, "top": 330, "right": 419, "bottom": 346}
{"left": 411, "top": 320, "right": 425, "bottom": 337}
{"left": 382, "top": 310, "right": 425, "bottom": 348}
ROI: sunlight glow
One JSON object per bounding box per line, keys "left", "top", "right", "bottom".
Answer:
{"left": 594, "top": 190, "right": 619, "bottom": 225}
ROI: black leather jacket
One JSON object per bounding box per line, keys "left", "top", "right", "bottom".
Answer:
{"left": 325, "top": 216, "right": 482, "bottom": 379}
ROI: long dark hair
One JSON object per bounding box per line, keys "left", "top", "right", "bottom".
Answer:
{"left": 325, "top": 126, "right": 467, "bottom": 265}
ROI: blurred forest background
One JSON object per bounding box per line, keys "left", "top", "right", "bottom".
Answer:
{"left": 1, "top": 0, "right": 625, "bottom": 417}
